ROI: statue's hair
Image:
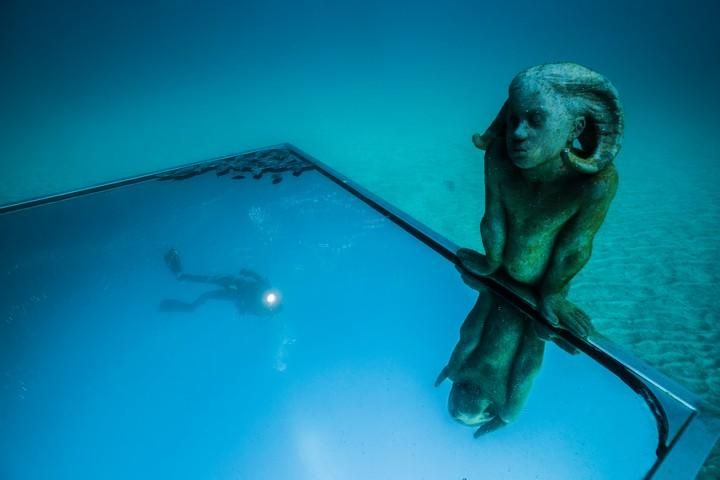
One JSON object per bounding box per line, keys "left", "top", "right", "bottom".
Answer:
{"left": 474, "top": 62, "right": 624, "bottom": 174}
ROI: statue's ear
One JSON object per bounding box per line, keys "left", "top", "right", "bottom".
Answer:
{"left": 572, "top": 116, "right": 586, "bottom": 140}
{"left": 562, "top": 83, "right": 623, "bottom": 174}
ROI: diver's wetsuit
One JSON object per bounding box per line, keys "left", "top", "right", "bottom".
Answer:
{"left": 160, "top": 249, "right": 279, "bottom": 317}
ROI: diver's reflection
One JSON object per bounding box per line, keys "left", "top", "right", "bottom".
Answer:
{"left": 159, "top": 248, "right": 282, "bottom": 317}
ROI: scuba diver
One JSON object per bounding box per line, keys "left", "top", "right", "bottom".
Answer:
{"left": 160, "top": 248, "right": 283, "bottom": 317}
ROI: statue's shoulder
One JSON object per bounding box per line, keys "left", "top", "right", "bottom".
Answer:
{"left": 593, "top": 164, "right": 618, "bottom": 187}
{"left": 585, "top": 164, "right": 619, "bottom": 202}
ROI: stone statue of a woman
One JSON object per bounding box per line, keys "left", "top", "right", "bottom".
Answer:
{"left": 459, "top": 62, "right": 623, "bottom": 337}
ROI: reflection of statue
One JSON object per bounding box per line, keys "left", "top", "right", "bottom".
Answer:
{"left": 459, "top": 63, "right": 622, "bottom": 337}
{"left": 159, "top": 249, "right": 282, "bottom": 317}
{"left": 436, "top": 273, "right": 546, "bottom": 437}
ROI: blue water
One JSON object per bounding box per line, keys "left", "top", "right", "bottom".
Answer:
{"left": 2, "top": 0, "right": 719, "bottom": 477}
{"left": 2, "top": 0, "right": 718, "bottom": 203}
{"left": 0, "top": 170, "right": 660, "bottom": 478}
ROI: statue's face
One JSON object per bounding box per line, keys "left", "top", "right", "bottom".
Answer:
{"left": 505, "top": 80, "right": 575, "bottom": 169}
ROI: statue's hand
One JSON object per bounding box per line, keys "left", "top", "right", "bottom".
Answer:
{"left": 530, "top": 319, "right": 580, "bottom": 355}
{"left": 472, "top": 131, "right": 500, "bottom": 151}
{"left": 539, "top": 294, "right": 594, "bottom": 338}
{"left": 457, "top": 248, "right": 495, "bottom": 277}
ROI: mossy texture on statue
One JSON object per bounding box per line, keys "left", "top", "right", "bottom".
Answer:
{"left": 460, "top": 62, "right": 623, "bottom": 337}
{"left": 436, "top": 284, "right": 546, "bottom": 437}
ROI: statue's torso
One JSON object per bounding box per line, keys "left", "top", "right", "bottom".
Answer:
{"left": 488, "top": 145, "right": 584, "bottom": 286}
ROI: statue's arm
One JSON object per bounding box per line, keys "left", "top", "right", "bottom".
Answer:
{"left": 456, "top": 149, "right": 506, "bottom": 276}
{"left": 479, "top": 151, "right": 507, "bottom": 272}
{"left": 540, "top": 168, "right": 618, "bottom": 300}
{"left": 435, "top": 289, "right": 494, "bottom": 386}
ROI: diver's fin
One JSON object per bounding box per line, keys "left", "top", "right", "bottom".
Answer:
{"left": 164, "top": 248, "right": 183, "bottom": 276}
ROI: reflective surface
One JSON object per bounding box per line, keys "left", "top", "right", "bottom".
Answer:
{"left": 1, "top": 163, "right": 660, "bottom": 478}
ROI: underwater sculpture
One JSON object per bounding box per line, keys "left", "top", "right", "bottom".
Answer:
{"left": 159, "top": 249, "right": 282, "bottom": 317}
{"left": 435, "top": 273, "right": 547, "bottom": 437}
{"left": 459, "top": 62, "right": 623, "bottom": 337}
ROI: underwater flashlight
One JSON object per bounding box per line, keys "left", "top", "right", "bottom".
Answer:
{"left": 262, "top": 290, "right": 281, "bottom": 308}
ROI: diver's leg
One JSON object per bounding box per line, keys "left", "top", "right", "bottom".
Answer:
{"left": 177, "top": 273, "right": 215, "bottom": 284}
{"left": 188, "top": 289, "right": 231, "bottom": 308}
{"left": 159, "top": 289, "right": 229, "bottom": 312}
{"left": 177, "top": 273, "right": 235, "bottom": 288}
{"left": 164, "top": 249, "right": 234, "bottom": 288}
{"left": 164, "top": 248, "right": 230, "bottom": 286}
